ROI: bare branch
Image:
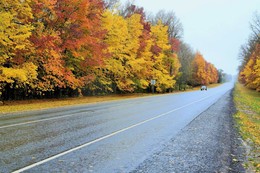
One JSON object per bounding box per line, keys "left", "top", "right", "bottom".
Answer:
{"left": 150, "top": 10, "right": 183, "bottom": 39}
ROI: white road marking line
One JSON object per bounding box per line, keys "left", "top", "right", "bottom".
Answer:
{"left": 0, "top": 112, "right": 85, "bottom": 129}
{"left": 12, "top": 95, "right": 212, "bottom": 173}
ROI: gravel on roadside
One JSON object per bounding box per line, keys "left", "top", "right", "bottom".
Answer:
{"left": 131, "top": 90, "right": 246, "bottom": 173}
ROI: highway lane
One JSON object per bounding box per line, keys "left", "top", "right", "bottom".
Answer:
{"left": 0, "top": 82, "right": 234, "bottom": 173}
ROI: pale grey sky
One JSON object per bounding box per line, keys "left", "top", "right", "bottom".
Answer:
{"left": 120, "top": 0, "right": 260, "bottom": 75}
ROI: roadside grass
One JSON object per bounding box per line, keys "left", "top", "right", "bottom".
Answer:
{"left": 0, "top": 83, "right": 222, "bottom": 114}
{"left": 0, "top": 94, "right": 150, "bottom": 114}
{"left": 233, "top": 82, "right": 260, "bottom": 172}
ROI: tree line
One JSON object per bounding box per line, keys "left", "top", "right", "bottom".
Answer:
{"left": 238, "top": 13, "right": 260, "bottom": 92}
{"left": 0, "top": 0, "right": 221, "bottom": 101}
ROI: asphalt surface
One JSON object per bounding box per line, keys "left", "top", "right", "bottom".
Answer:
{"left": 131, "top": 88, "right": 245, "bottom": 173}
{"left": 0, "top": 82, "right": 236, "bottom": 173}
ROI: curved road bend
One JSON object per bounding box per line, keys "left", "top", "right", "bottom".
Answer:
{"left": 0, "top": 82, "right": 234, "bottom": 173}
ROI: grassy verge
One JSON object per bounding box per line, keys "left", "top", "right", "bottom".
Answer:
{"left": 0, "top": 93, "right": 152, "bottom": 114}
{"left": 0, "top": 83, "right": 222, "bottom": 114}
{"left": 233, "top": 82, "right": 260, "bottom": 172}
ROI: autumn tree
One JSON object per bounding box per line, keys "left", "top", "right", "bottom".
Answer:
{"left": 101, "top": 9, "right": 144, "bottom": 92}
{"left": 191, "top": 52, "right": 208, "bottom": 86}
{"left": 239, "top": 13, "right": 260, "bottom": 91}
{"left": 149, "top": 21, "right": 175, "bottom": 92}
{"left": 119, "top": 4, "right": 155, "bottom": 91}
{"left": 30, "top": 0, "right": 106, "bottom": 96}
{"left": 130, "top": 8, "right": 155, "bottom": 91}
{"left": 150, "top": 10, "right": 183, "bottom": 89}
{"left": 239, "top": 43, "right": 260, "bottom": 91}
{"left": 191, "top": 52, "right": 219, "bottom": 86}
{"left": 0, "top": 0, "right": 37, "bottom": 100}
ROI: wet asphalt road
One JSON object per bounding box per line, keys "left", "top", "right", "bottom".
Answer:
{"left": 0, "top": 82, "right": 234, "bottom": 173}
{"left": 131, "top": 88, "right": 244, "bottom": 173}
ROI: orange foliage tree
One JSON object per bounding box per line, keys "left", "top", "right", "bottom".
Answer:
{"left": 191, "top": 52, "right": 218, "bottom": 86}
{"left": 239, "top": 43, "right": 260, "bottom": 91}
{"left": 30, "top": 0, "right": 105, "bottom": 96}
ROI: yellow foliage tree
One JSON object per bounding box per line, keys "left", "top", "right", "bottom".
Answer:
{"left": 239, "top": 44, "right": 260, "bottom": 91}
{"left": 150, "top": 21, "right": 176, "bottom": 92}
{"left": 133, "top": 29, "right": 154, "bottom": 90}
{"left": 0, "top": 0, "right": 37, "bottom": 99}
{"left": 0, "top": 62, "right": 38, "bottom": 99}
{"left": 0, "top": 63, "right": 37, "bottom": 87}
{"left": 101, "top": 10, "right": 143, "bottom": 92}
{"left": 0, "top": 0, "right": 34, "bottom": 65}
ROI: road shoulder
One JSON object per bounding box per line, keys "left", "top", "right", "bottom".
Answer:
{"left": 132, "top": 90, "right": 246, "bottom": 173}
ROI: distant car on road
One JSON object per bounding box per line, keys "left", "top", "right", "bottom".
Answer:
{"left": 201, "top": 85, "right": 207, "bottom": 91}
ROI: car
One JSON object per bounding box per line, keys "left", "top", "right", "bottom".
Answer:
{"left": 201, "top": 85, "right": 207, "bottom": 91}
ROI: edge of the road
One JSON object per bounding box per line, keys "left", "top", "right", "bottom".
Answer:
{"left": 130, "top": 89, "right": 246, "bottom": 173}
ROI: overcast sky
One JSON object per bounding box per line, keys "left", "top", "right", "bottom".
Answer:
{"left": 120, "top": 0, "right": 260, "bottom": 75}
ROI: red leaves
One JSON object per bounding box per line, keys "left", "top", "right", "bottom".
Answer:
{"left": 31, "top": 34, "right": 61, "bottom": 53}
{"left": 151, "top": 45, "right": 162, "bottom": 57}
{"left": 29, "top": 0, "right": 106, "bottom": 92}
{"left": 170, "top": 38, "right": 180, "bottom": 52}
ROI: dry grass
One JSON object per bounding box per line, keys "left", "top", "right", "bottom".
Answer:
{"left": 0, "top": 94, "right": 151, "bottom": 114}
{"left": 233, "top": 83, "right": 260, "bottom": 172}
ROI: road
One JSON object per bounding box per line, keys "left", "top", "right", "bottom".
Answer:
{"left": 0, "top": 82, "right": 234, "bottom": 173}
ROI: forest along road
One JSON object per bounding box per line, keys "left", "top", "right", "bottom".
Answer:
{"left": 0, "top": 82, "right": 235, "bottom": 173}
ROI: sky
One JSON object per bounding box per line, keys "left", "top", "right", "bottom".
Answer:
{"left": 120, "top": 0, "right": 260, "bottom": 75}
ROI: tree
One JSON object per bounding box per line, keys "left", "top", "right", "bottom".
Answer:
{"left": 0, "top": 0, "right": 33, "bottom": 65}
{"left": 239, "top": 43, "right": 260, "bottom": 91}
{"left": 191, "top": 52, "right": 219, "bottom": 86}
{"left": 133, "top": 12, "right": 154, "bottom": 91}
{"left": 151, "top": 10, "right": 183, "bottom": 39}
{"left": 177, "top": 42, "right": 194, "bottom": 89}
{"left": 191, "top": 52, "right": 207, "bottom": 86}
{"left": 150, "top": 20, "right": 175, "bottom": 92}
{"left": 101, "top": 10, "right": 143, "bottom": 92}
{"left": 239, "top": 12, "right": 260, "bottom": 91}
{"left": 250, "top": 12, "right": 260, "bottom": 41}
{"left": 30, "top": 0, "right": 106, "bottom": 96}
{"left": 0, "top": 0, "right": 37, "bottom": 100}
